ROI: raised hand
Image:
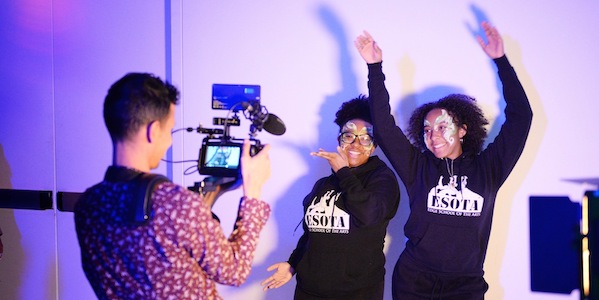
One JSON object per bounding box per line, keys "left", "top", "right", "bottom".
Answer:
{"left": 261, "top": 262, "right": 294, "bottom": 291}
{"left": 310, "top": 146, "right": 349, "bottom": 173}
{"left": 354, "top": 30, "right": 382, "bottom": 64}
{"left": 477, "top": 21, "right": 504, "bottom": 59}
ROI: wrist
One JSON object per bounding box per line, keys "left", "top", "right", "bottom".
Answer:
{"left": 243, "top": 187, "right": 262, "bottom": 199}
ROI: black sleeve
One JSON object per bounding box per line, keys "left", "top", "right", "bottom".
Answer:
{"left": 482, "top": 55, "right": 533, "bottom": 186}
{"left": 335, "top": 164, "right": 400, "bottom": 227}
{"left": 367, "top": 62, "right": 421, "bottom": 187}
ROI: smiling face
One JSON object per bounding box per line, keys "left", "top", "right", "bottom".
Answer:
{"left": 338, "top": 119, "right": 375, "bottom": 167}
{"left": 423, "top": 108, "right": 466, "bottom": 160}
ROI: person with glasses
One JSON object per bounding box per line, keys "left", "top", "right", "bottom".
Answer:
{"left": 261, "top": 96, "right": 400, "bottom": 299}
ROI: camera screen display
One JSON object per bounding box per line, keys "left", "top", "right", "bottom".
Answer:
{"left": 199, "top": 141, "right": 242, "bottom": 177}
{"left": 212, "top": 84, "right": 261, "bottom": 111}
{"left": 204, "top": 145, "right": 241, "bottom": 169}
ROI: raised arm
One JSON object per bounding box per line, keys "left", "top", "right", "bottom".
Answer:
{"left": 478, "top": 22, "right": 533, "bottom": 184}
{"left": 194, "top": 140, "right": 272, "bottom": 286}
{"left": 354, "top": 31, "right": 420, "bottom": 185}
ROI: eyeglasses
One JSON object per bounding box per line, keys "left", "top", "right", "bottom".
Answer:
{"left": 338, "top": 132, "right": 374, "bottom": 146}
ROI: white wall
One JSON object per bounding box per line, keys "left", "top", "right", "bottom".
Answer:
{"left": 175, "top": 1, "right": 599, "bottom": 299}
{"left": 1, "top": 1, "right": 597, "bottom": 299}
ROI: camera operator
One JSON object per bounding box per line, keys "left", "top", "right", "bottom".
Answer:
{"left": 74, "top": 73, "right": 272, "bottom": 299}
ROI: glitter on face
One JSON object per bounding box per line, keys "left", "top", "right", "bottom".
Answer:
{"left": 424, "top": 109, "right": 458, "bottom": 149}
{"left": 437, "top": 110, "right": 457, "bottom": 145}
{"left": 342, "top": 121, "right": 374, "bottom": 151}
{"left": 339, "top": 119, "right": 375, "bottom": 167}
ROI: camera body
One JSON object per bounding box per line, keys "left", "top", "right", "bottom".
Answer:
{"left": 195, "top": 83, "right": 267, "bottom": 179}
{"left": 198, "top": 138, "right": 261, "bottom": 178}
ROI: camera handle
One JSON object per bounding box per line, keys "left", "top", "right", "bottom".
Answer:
{"left": 188, "top": 176, "right": 238, "bottom": 195}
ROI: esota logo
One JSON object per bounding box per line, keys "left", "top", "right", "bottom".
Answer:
{"left": 305, "top": 190, "right": 350, "bottom": 234}
{"left": 427, "top": 175, "right": 484, "bottom": 217}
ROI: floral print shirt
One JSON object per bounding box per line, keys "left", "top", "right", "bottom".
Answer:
{"left": 75, "top": 167, "right": 270, "bottom": 300}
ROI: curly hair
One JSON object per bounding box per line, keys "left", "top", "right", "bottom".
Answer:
{"left": 407, "top": 94, "right": 489, "bottom": 154}
{"left": 334, "top": 95, "right": 371, "bottom": 129}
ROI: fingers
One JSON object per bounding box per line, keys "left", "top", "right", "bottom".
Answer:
{"left": 477, "top": 21, "right": 504, "bottom": 58}
{"left": 260, "top": 277, "right": 272, "bottom": 287}
{"left": 242, "top": 139, "right": 251, "bottom": 157}
{"left": 476, "top": 36, "right": 485, "bottom": 48}
{"left": 353, "top": 39, "right": 362, "bottom": 50}
{"left": 266, "top": 263, "right": 279, "bottom": 271}
{"left": 262, "top": 262, "right": 293, "bottom": 291}
{"left": 255, "top": 143, "right": 271, "bottom": 158}
{"left": 261, "top": 275, "right": 282, "bottom": 291}
{"left": 354, "top": 30, "right": 374, "bottom": 48}
{"left": 358, "top": 30, "right": 374, "bottom": 42}
{"left": 310, "top": 148, "right": 335, "bottom": 160}
{"left": 241, "top": 141, "right": 271, "bottom": 199}
{"left": 481, "top": 21, "right": 500, "bottom": 42}
{"left": 354, "top": 30, "right": 382, "bottom": 63}
{"left": 260, "top": 277, "right": 273, "bottom": 291}
{"left": 336, "top": 145, "right": 348, "bottom": 161}
{"left": 261, "top": 276, "right": 289, "bottom": 291}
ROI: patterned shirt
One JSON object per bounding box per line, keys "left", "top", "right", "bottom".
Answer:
{"left": 74, "top": 167, "right": 271, "bottom": 300}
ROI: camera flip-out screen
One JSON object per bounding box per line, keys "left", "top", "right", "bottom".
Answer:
{"left": 199, "top": 141, "right": 242, "bottom": 177}
{"left": 212, "top": 84, "right": 261, "bottom": 111}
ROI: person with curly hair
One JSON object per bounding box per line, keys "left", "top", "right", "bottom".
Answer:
{"left": 261, "top": 96, "right": 400, "bottom": 299}
{"left": 355, "top": 22, "right": 533, "bottom": 299}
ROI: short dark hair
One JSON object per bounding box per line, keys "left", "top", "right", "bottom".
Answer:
{"left": 407, "top": 94, "right": 489, "bottom": 154}
{"left": 103, "top": 73, "right": 179, "bottom": 142}
{"left": 334, "top": 94, "right": 372, "bottom": 129}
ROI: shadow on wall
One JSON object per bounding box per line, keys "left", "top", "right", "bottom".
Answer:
{"left": 245, "top": 4, "right": 360, "bottom": 299}
{"left": 0, "top": 144, "right": 26, "bottom": 300}
{"left": 465, "top": 4, "right": 548, "bottom": 300}
{"left": 238, "top": 4, "right": 411, "bottom": 299}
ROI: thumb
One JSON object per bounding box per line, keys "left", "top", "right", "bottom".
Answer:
{"left": 266, "top": 263, "right": 279, "bottom": 271}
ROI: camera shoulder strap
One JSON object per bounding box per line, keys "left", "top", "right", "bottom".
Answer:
{"left": 131, "top": 173, "right": 170, "bottom": 225}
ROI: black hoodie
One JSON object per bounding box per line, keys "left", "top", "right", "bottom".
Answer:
{"left": 288, "top": 156, "right": 400, "bottom": 297}
{"left": 367, "top": 55, "right": 533, "bottom": 276}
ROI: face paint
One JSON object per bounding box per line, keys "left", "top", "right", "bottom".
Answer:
{"left": 437, "top": 110, "right": 457, "bottom": 145}
{"left": 424, "top": 109, "right": 457, "bottom": 145}
{"left": 339, "top": 119, "right": 375, "bottom": 167}
{"left": 423, "top": 108, "right": 465, "bottom": 159}
{"left": 342, "top": 121, "right": 374, "bottom": 150}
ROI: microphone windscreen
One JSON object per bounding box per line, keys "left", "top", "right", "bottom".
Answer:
{"left": 263, "top": 113, "right": 286, "bottom": 135}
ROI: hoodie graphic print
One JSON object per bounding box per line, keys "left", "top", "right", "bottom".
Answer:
{"left": 427, "top": 175, "right": 484, "bottom": 217}
{"left": 305, "top": 190, "right": 350, "bottom": 234}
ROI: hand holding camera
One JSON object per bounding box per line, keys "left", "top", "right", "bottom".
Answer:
{"left": 189, "top": 83, "right": 283, "bottom": 201}
{"left": 241, "top": 139, "right": 271, "bottom": 199}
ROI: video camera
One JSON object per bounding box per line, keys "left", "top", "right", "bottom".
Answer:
{"left": 195, "top": 84, "right": 285, "bottom": 179}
